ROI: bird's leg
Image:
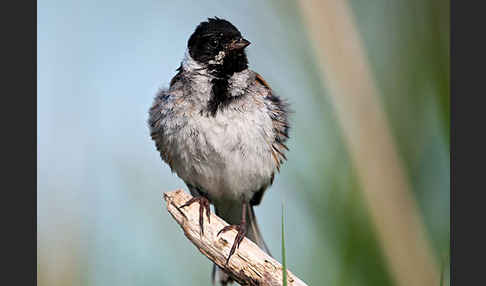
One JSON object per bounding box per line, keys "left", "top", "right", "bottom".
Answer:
{"left": 217, "top": 201, "right": 247, "bottom": 266}
{"left": 179, "top": 195, "right": 211, "bottom": 236}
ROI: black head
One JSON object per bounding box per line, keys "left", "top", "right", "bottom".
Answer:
{"left": 188, "top": 17, "right": 250, "bottom": 76}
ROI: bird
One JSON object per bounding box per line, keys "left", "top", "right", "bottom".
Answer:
{"left": 148, "top": 17, "right": 290, "bottom": 285}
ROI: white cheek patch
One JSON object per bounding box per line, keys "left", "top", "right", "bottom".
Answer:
{"left": 182, "top": 50, "right": 206, "bottom": 72}
{"left": 208, "top": 50, "right": 225, "bottom": 65}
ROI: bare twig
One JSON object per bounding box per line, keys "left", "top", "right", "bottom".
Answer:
{"left": 163, "top": 190, "right": 308, "bottom": 286}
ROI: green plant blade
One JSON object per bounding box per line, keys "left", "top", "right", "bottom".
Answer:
{"left": 282, "top": 203, "right": 287, "bottom": 286}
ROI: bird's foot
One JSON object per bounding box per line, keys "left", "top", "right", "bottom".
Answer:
{"left": 179, "top": 196, "right": 211, "bottom": 236}
{"left": 217, "top": 223, "right": 246, "bottom": 266}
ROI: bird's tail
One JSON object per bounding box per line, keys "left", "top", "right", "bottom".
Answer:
{"left": 212, "top": 203, "right": 271, "bottom": 285}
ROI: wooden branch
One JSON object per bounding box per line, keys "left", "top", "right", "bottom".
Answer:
{"left": 163, "top": 190, "right": 308, "bottom": 286}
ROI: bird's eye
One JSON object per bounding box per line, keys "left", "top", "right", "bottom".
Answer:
{"left": 209, "top": 39, "right": 219, "bottom": 48}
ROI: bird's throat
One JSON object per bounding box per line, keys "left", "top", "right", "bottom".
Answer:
{"left": 205, "top": 51, "right": 248, "bottom": 116}
{"left": 207, "top": 77, "right": 231, "bottom": 116}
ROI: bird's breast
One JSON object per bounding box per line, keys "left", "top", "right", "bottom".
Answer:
{"left": 170, "top": 106, "right": 275, "bottom": 203}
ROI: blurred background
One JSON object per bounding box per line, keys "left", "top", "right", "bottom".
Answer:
{"left": 37, "top": 0, "right": 449, "bottom": 285}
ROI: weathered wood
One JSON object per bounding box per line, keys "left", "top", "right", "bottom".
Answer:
{"left": 163, "top": 189, "right": 308, "bottom": 286}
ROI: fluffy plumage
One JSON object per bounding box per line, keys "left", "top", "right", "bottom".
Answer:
{"left": 148, "top": 17, "right": 290, "bottom": 285}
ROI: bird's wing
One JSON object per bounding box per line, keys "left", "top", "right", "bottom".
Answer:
{"left": 148, "top": 71, "right": 185, "bottom": 171}
{"left": 254, "top": 72, "right": 290, "bottom": 173}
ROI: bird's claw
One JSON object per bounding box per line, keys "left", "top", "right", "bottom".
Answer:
{"left": 217, "top": 223, "right": 246, "bottom": 266}
{"left": 179, "top": 196, "right": 211, "bottom": 236}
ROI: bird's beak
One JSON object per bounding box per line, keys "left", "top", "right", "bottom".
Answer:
{"left": 227, "top": 38, "right": 251, "bottom": 50}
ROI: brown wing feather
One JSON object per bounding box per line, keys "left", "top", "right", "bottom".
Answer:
{"left": 255, "top": 73, "right": 272, "bottom": 90}
{"left": 254, "top": 72, "right": 290, "bottom": 172}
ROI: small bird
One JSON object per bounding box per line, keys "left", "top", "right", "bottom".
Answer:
{"left": 148, "top": 17, "right": 290, "bottom": 285}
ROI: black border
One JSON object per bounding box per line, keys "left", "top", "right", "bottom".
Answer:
{"left": 3, "top": 0, "right": 36, "bottom": 284}
{"left": 451, "top": 0, "right": 486, "bottom": 285}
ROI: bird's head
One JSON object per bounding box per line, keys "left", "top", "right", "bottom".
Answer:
{"left": 188, "top": 17, "right": 250, "bottom": 76}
